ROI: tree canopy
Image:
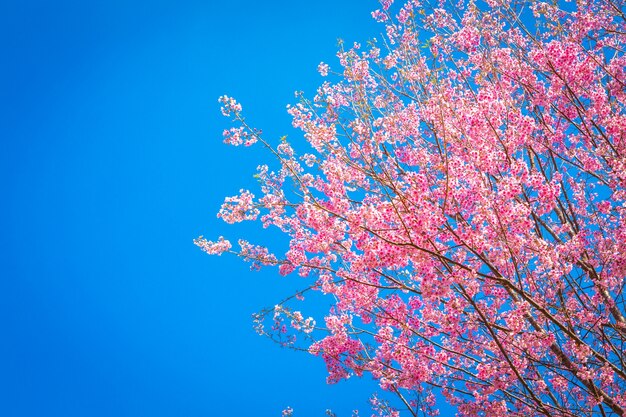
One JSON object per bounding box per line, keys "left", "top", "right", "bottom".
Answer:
{"left": 198, "top": 0, "right": 626, "bottom": 415}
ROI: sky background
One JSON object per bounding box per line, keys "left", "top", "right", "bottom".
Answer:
{"left": 0, "top": 1, "right": 403, "bottom": 416}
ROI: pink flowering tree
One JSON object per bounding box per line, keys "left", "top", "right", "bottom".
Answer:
{"left": 198, "top": 0, "right": 626, "bottom": 415}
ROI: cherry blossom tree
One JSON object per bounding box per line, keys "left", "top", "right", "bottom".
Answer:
{"left": 197, "top": 0, "right": 626, "bottom": 415}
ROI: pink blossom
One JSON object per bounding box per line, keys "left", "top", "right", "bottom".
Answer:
{"left": 217, "top": 95, "right": 242, "bottom": 117}
{"left": 193, "top": 236, "right": 231, "bottom": 255}
{"left": 222, "top": 126, "right": 257, "bottom": 146}
{"left": 317, "top": 62, "right": 329, "bottom": 77}
{"left": 217, "top": 189, "right": 259, "bottom": 224}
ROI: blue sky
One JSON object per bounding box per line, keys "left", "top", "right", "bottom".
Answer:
{"left": 0, "top": 1, "right": 400, "bottom": 416}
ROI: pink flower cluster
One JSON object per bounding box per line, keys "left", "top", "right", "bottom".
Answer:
{"left": 217, "top": 95, "right": 242, "bottom": 117}
{"left": 222, "top": 127, "right": 257, "bottom": 146}
{"left": 317, "top": 62, "right": 329, "bottom": 77}
{"left": 217, "top": 189, "right": 259, "bottom": 224}
{"left": 193, "top": 236, "right": 231, "bottom": 255}
{"left": 238, "top": 239, "right": 277, "bottom": 270}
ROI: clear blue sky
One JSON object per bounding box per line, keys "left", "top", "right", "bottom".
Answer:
{"left": 0, "top": 1, "right": 403, "bottom": 416}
